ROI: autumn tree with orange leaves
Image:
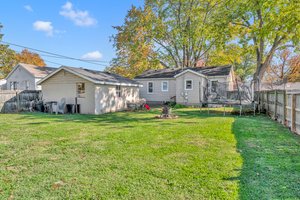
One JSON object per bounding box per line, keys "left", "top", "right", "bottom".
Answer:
{"left": 16, "top": 49, "right": 45, "bottom": 66}
{"left": 288, "top": 54, "right": 300, "bottom": 82}
{"left": 107, "top": 6, "right": 162, "bottom": 79}
{"left": 263, "top": 49, "right": 300, "bottom": 88}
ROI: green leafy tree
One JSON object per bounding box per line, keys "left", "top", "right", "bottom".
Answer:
{"left": 0, "top": 24, "right": 17, "bottom": 78}
{"left": 145, "top": 0, "right": 228, "bottom": 68}
{"left": 109, "top": 0, "right": 229, "bottom": 78}
{"left": 228, "top": 0, "right": 300, "bottom": 88}
{"left": 207, "top": 44, "right": 256, "bottom": 81}
{"left": 107, "top": 6, "right": 162, "bottom": 79}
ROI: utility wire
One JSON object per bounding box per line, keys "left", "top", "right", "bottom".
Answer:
{"left": 42, "top": 59, "right": 64, "bottom": 66}
{"left": 38, "top": 53, "right": 108, "bottom": 67}
{"left": 13, "top": 50, "right": 79, "bottom": 67}
{"left": 2, "top": 40, "right": 109, "bottom": 63}
{"left": 1, "top": 41, "right": 110, "bottom": 67}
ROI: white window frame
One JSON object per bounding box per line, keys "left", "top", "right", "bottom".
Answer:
{"left": 161, "top": 81, "right": 169, "bottom": 92}
{"left": 116, "top": 85, "right": 121, "bottom": 97}
{"left": 210, "top": 80, "right": 219, "bottom": 93}
{"left": 25, "top": 80, "right": 30, "bottom": 90}
{"left": 76, "top": 82, "right": 86, "bottom": 98}
{"left": 185, "top": 79, "right": 193, "bottom": 90}
{"left": 147, "top": 81, "right": 154, "bottom": 94}
{"left": 10, "top": 81, "right": 18, "bottom": 90}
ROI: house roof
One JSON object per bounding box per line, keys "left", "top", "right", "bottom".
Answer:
{"left": 38, "top": 66, "right": 141, "bottom": 87}
{"left": 6, "top": 63, "right": 57, "bottom": 79}
{"left": 134, "top": 65, "right": 232, "bottom": 79}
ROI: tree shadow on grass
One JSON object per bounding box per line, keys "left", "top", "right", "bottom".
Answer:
{"left": 232, "top": 116, "right": 300, "bottom": 200}
{"left": 15, "top": 110, "right": 161, "bottom": 126}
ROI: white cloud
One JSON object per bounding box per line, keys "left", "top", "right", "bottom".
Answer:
{"left": 24, "top": 5, "right": 33, "bottom": 12}
{"left": 54, "top": 30, "right": 66, "bottom": 34}
{"left": 81, "top": 51, "right": 103, "bottom": 60}
{"left": 33, "top": 21, "right": 54, "bottom": 36}
{"left": 59, "top": 1, "right": 97, "bottom": 27}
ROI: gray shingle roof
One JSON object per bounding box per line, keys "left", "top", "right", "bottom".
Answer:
{"left": 19, "top": 63, "right": 57, "bottom": 78}
{"left": 63, "top": 66, "right": 139, "bottom": 86}
{"left": 135, "top": 65, "right": 232, "bottom": 79}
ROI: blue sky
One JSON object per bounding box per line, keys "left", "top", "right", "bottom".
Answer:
{"left": 0, "top": 1, "right": 143, "bottom": 70}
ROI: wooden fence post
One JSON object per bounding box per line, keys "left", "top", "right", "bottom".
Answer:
{"left": 16, "top": 91, "right": 20, "bottom": 112}
{"left": 266, "top": 91, "right": 269, "bottom": 114}
{"left": 291, "top": 94, "right": 296, "bottom": 132}
{"left": 259, "top": 92, "right": 262, "bottom": 113}
{"left": 274, "top": 90, "right": 278, "bottom": 119}
{"left": 283, "top": 90, "right": 287, "bottom": 125}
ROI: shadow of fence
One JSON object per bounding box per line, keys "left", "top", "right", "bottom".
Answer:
{"left": 257, "top": 90, "right": 300, "bottom": 135}
{"left": 233, "top": 116, "right": 300, "bottom": 199}
{"left": 0, "top": 90, "right": 42, "bottom": 113}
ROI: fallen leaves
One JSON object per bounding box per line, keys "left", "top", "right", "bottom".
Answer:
{"left": 52, "top": 180, "right": 66, "bottom": 190}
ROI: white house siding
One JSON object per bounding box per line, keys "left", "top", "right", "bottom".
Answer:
{"left": 0, "top": 79, "right": 7, "bottom": 90}
{"left": 175, "top": 72, "right": 208, "bottom": 105}
{"left": 35, "top": 78, "right": 42, "bottom": 90}
{"left": 6, "top": 65, "right": 37, "bottom": 90}
{"left": 135, "top": 79, "right": 176, "bottom": 103}
{"left": 40, "top": 70, "right": 95, "bottom": 114}
{"left": 94, "top": 85, "right": 139, "bottom": 114}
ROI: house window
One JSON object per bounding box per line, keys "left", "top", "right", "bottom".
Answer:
{"left": 10, "top": 81, "right": 18, "bottom": 90}
{"left": 185, "top": 80, "right": 193, "bottom": 90}
{"left": 116, "top": 85, "right": 121, "bottom": 97}
{"left": 25, "top": 81, "right": 29, "bottom": 90}
{"left": 211, "top": 81, "right": 218, "bottom": 93}
{"left": 76, "top": 82, "right": 85, "bottom": 98}
{"left": 148, "top": 82, "right": 153, "bottom": 93}
{"left": 161, "top": 81, "right": 168, "bottom": 92}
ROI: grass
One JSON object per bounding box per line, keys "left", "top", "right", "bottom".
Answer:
{"left": 0, "top": 108, "right": 299, "bottom": 199}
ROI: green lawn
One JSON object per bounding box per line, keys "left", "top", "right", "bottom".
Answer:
{"left": 0, "top": 109, "right": 299, "bottom": 199}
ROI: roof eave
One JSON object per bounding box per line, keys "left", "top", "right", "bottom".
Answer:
{"left": 38, "top": 66, "right": 141, "bottom": 87}
{"left": 174, "top": 69, "right": 207, "bottom": 79}
{"left": 94, "top": 81, "right": 142, "bottom": 87}
{"left": 134, "top": 77, "right": 175, "bottom": 80}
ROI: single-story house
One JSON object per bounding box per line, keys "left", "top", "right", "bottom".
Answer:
{"left": 38, "top": 66, "right": 141, "bottom": 114}
{"left": 6, "top": 63, "right": 56, "bottom": 90}
{"left": 134, "top": 65, "right": 235, "bottom": 105}
{"left": 261, "top": 82, "right": 300, "bottom": 91}
{"left": 0, "top": 79, "right": 6, "bottom": 90}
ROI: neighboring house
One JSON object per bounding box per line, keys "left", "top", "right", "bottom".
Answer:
{"left": 0, "top": 79, "right": 6, "bottom": 90}
{"left": 261, "top": 82, "right": 300, "bottom": 91}
{"left": 134, "top": 65, "right": 235, "bottom": 105}
{"left": 6, "top": 63, "right": 56, "bottom": 90}
{"left": 38, "top": 66, "right": 141, "bottom": 114}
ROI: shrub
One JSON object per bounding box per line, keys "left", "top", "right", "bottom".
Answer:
{"left": 173, "top": 104, "right": 187, "bottom": 109}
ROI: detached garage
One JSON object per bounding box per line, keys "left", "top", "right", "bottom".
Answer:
{"left": 38, "top": 66, "right": 141, "bottom": 114}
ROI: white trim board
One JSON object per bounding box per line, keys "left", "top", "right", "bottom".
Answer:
{"left": 161, "top": 81, "right": 169, "bottom": 92}
{"left": 147, "top": 81, "right": 154, "bottom": 94}
{"left": 174, "top": 69, "right": 207, "bottom": 79}
{"left": 185, "top": 79, "right": 193, "bottom": 90}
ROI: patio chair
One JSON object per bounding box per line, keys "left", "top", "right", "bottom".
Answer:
{"left": 56, "top": 98, "right": 66, "bottom": 114}
{"left": 29, "top": 100, "right": 35, "bottom": 112}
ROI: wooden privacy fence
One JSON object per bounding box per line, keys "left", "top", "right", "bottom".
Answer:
{"left": 0, "top": 90, "right": 42, "bottom": 113}
{"left": 258, "top": 90, "right": 300, "bottom": 135}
